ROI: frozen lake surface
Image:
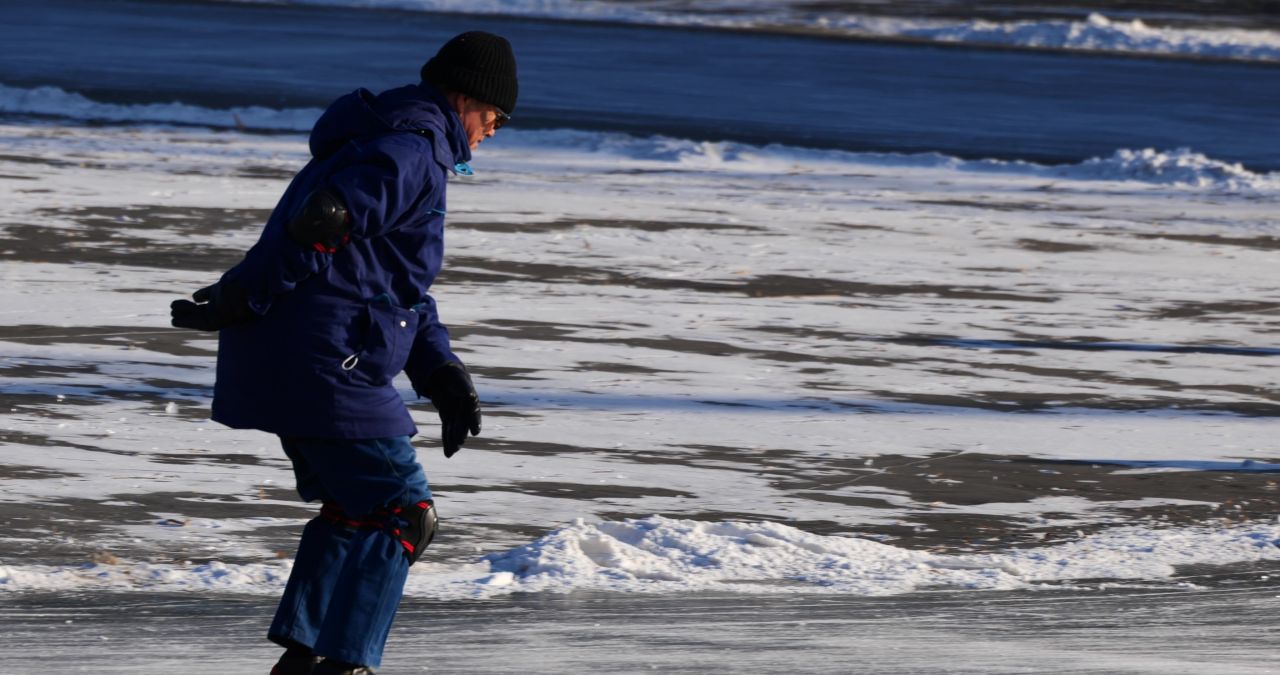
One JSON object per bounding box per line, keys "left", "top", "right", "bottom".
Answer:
{"left": 4, "top": 0, "right": 1280, "bottom": 168}
{"left": 2, "top": 2, "right": 1280, "bottom": 671}
{"left": 1, "top": 117, "right": 1278, "bottom": 672}
{"left": 7, "top": 575, "right": 1280, "bottom": 674}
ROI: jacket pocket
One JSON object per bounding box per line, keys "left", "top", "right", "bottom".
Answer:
{"left": 340, "top": 298, "right": 421, "bottom": 387}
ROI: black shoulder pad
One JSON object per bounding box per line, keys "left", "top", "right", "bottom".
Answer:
{"left": 286, "top": 188, "right": 351, "bottom": 252}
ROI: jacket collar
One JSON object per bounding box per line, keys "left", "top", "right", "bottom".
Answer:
{"left": 413, "top": 82, "right": 472, "bottom": 172}
{"left": 308, "top": 83, "right": 473, "bottom": 174}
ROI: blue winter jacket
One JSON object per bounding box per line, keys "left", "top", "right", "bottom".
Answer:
{"left": 211, "top": 83, "right": 471, "bottom": 439}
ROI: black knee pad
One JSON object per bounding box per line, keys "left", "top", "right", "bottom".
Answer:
{"left": 318, "top": 500, "right": 437, "bottom": 564}
{"left": 387, "top": 500, "right": 437, "bottom": 565}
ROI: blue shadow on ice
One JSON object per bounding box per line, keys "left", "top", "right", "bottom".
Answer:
{"left": 882, "top": 337, "right": 1280, "bottom": 357}
{"left": 480, "top": 392, "right": 1260, "bottom": 418}
{"left": 1066, "top": 459, "right": 1280, "bottom": 473}
{"left": 13, "top": 384, "right": 1261, "bottom": 419}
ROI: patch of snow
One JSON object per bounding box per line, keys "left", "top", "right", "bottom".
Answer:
{"left": 886, "top": 12, "right": 1280, "bottom": 62}
{"left": 4, "top": 517, "right": 1279, "bottom": 597}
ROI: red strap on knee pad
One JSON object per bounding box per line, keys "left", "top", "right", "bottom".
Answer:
{"left": 319, "top": 500, "right": 436, "bottom": 562}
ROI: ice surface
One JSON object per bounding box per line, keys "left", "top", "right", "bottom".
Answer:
{"left": 213, "top": 1, "right": 1280, "bottom": 61}
{"left": 1, "top": 112, "right": 1277, "bottom": 601}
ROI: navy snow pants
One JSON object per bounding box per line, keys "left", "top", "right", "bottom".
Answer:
{"left": 269, "top": 436, "right": 432, "bottom": 667}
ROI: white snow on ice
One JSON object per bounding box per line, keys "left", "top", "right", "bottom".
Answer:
{"left": 874, "top": 12, "right": 1280, "bottom": 62}
{"left": 3, "top": 84, "right": 1277, "bottom": 192}
{"left": 3, "top": 516, "right": 1279, "bottom": 597}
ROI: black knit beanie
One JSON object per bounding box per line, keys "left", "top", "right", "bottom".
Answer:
{"left": 420, "top": 31, "right": 518, "bottom": 115}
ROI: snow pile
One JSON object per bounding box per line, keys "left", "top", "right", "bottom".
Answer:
{"left": 954, "top": 147, "right": 1280, "bottom": 192}
{"left": 5, "top": 518, "right": 1279, "bottom": 597}
{"left": 474, "top": 516, "right": 1280, "bottom": 595}
{"left": 1054, "top": 148, "right": 1279, "bottom": 190}
{"left": 479, "top": 516, "right": 954, "bottom": 595}
{"left": 218, "top": 1, "right": 1280, "bottom": 61}
{"left": 890, "top": 12, "right": 1280, "bottom": 62}
{"left": 945, "top": 147, "right": 1280, "bottom": 191}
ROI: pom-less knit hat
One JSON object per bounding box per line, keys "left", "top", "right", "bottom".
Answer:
{"left": 420, "top": 31, "right": 518, "bottom": 115}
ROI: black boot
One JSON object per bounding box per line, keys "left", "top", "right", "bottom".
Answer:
{"left": 313, "top": 660, "right": 375, "bottom": 675}
{"left": 269, "top": 647, "right": 323, "bottom": 675}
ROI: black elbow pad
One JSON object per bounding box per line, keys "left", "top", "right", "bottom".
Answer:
{"left": 286, "top": 188, "right": 351, "bottom": 252}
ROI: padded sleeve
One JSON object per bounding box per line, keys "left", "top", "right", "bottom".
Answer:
{"left": 220, "top": 135, "right": 440, "bottom": 315}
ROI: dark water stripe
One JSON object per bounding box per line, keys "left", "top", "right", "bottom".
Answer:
{"left": 2, "top": 0, "right": 1278, "bottom": 168}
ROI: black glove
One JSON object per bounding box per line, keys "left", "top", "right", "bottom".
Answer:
{"left": 423, "top": 361, "right": 482, "bottom": 458}
{"left": 170, "top": 281, "right": 254, "bottom": 332}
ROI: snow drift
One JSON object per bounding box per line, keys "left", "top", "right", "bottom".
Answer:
{"left": 3, "top": 517, "right": 1279, "bottom": 598}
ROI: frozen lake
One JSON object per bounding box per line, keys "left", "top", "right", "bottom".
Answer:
{"left": 1, "top": 120, "right": 1278, "bottom": 670}
{"left": 3, "top": 0, "right": 1280, "bottom": 167}
{"left": 2, "top": 1, "right": 1280, "bottom": 672}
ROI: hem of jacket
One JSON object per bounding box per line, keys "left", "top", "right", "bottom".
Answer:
{"left": 211, "top": 410, "right": 419, "bottom": 440}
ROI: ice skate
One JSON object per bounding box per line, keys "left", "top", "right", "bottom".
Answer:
{"left": 312, "top": 660, "right": 375, "bottom": 675}
{"left": 269, "top": 652, "right": 323, "bottom": 675}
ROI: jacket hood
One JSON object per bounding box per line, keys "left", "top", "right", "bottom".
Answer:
{"left": 309, "top": 82, "right": 472, "bottom": 171}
